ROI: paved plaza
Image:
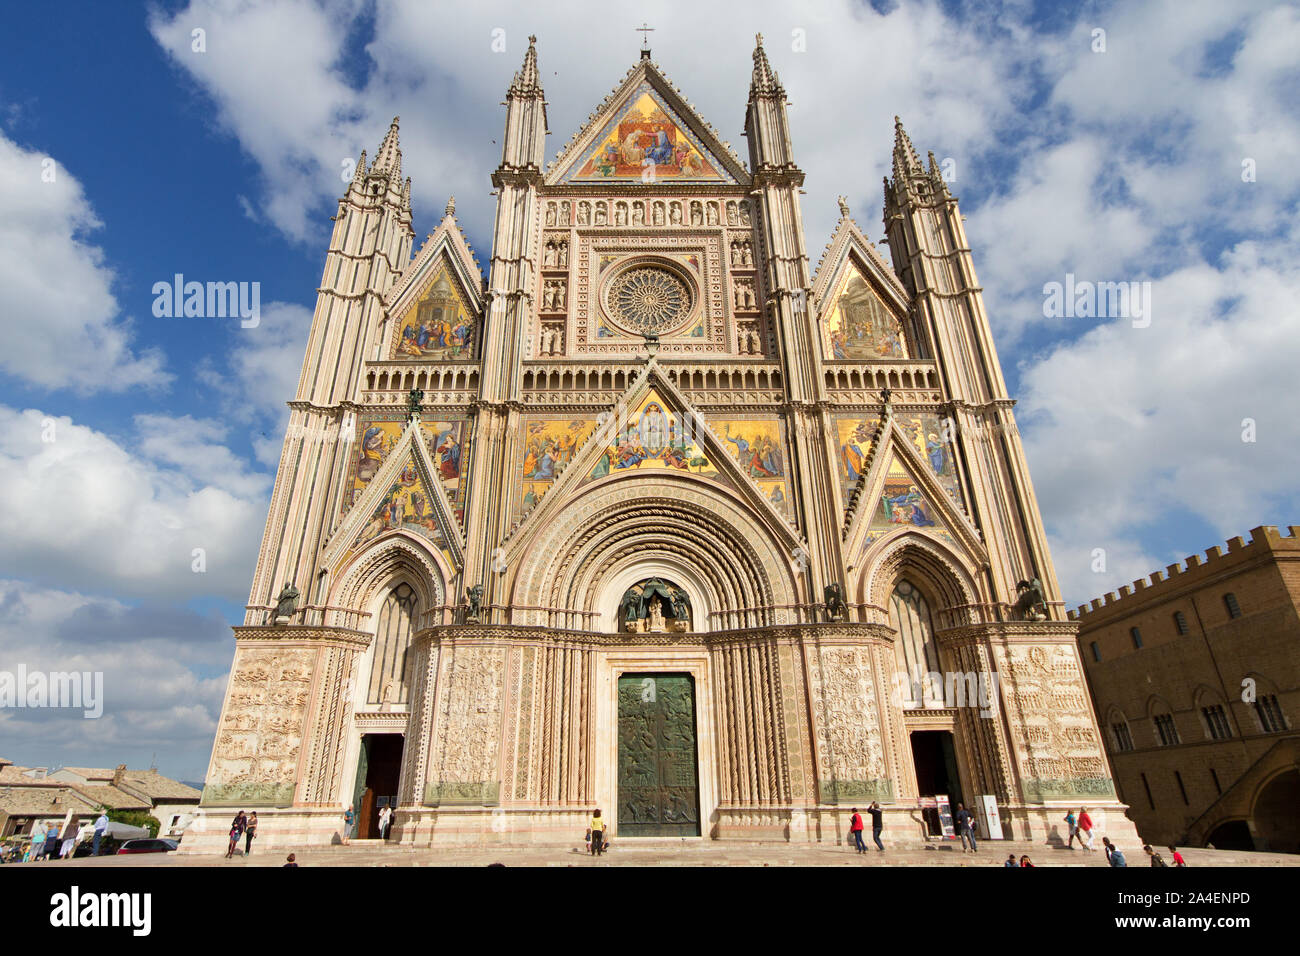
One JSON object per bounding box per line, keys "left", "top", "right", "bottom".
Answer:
{"left": 19, "top": 840, "right": 1300, "bottom": 868}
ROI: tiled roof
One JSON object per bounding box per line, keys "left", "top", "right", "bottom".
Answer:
{"left": 120, "top": 770, "right": 201, "bottom": 802}
{"left": 65, "top": 785, "right": 150, "bottom": 811}
{"left": 0, "top": 786, "right": 99, "bottom": 816}
{"left": 58, "top": 767, "right": 116, "bottom": 781}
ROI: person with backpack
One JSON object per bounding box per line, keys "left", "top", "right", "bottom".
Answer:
{"left": 342, "top": 805, "right": 355, "bottom": 845}
{"left": 955, "top": 803, "right": 978, "bottom": 853}
{"left": 1143, "top": 844, "right": 1167, "bottom": 867}
{"left": 848, "top": 808, "right": 867, "bottom": 853}
{"left": 1064, "top": 809, "right": 1079, "bottom": 848}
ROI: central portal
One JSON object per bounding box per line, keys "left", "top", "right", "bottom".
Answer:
{"left": 617, "top": 673, "right": 701, "bottom": 836}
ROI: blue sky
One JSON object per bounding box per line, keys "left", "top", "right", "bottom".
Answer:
{"left": 1, "top": 0, "right": 1297, "bottom": 781}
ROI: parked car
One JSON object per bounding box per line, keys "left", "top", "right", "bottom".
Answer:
{"left": 116, "top": 838, "right": 178, "bottom": 855}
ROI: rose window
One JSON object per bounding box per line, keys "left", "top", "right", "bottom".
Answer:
{"left": 607, "top": 266, "right": 693, "bottom": 334}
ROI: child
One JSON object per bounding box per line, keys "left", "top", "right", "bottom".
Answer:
{"left": 1169, "top": 845, "right": 1187, "bottom": 867}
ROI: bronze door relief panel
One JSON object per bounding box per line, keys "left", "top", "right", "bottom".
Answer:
{"left": 617, "top": 673, "right": 701, "bottom": 836}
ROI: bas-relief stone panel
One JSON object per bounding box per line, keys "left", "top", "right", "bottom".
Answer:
{"left": 424, "top": 644, "right": 507, "bottom": 806}
{"left": 203, "top": 647, "right": 316, "bottom": 806}
{"left": 996, "top": 643, "right": 1116, "bottom": 802}
{"left": 805, "top": 644, "right": 893, "bottom": 803}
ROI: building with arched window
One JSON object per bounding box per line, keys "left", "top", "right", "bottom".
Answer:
{"left": 1072, "top": 526, "right": 1300, "bottom": 853}
{"left": 188, "top": 36, "right": 1138, "bottom": 851}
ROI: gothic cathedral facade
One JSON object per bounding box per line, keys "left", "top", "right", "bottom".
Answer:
{"left": 193, "top": 37, "right": 1138, "bottom": 848}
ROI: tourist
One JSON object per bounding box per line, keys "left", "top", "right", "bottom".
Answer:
{"left": 589, "top": 809, "right": 607, "bottom": 856}
{"left": 1169, "top": 845, "right": 1187, "bottom": 867}
{"left": 226, "top": 812, "right": 245, "bottom": 859}
{"left": 1102, "top": 836, "right": 1117, "bottom": 864}
{"left": 1143, "top": 845, "right": 1167, "bottom": 867}
{"left": 378, "top": 805, "right": 392, "bottom": 841}
{"left": 1019, "top": 855, "right": 1034, "bottom": 868}
{"left": 849, "top": 808, "right": 867, "bottom": 853}
{"left": 283, "top": 853, "right": 298, "bottom": 868}
{"left": 30, "top": 822, "right": 47, "bottom": 861}
{"left": 92, "top": 811, "right": 109, "bottom": 856}
{"left": 244, "top": 811, "right": 258, "bottom": 855}
{"left": 342, "top": 805, "right": 355, "bottom": 845}
{"left": 868, "top": 801, "right": 884, "bottom": 851}
{"left": 1064, "top": 809, "right": 1079, "bottom": 848}
{"left": 1077, "top": 807, "right": 1094, "bottom": 850}
{"left": 1004, "top": 853, "right": 1019, "bottom": 867}
{"left": 955, "top": 802, "right": 977, "bottom": 853}
{"left": 60, "top": 821, "right": 77, "bottom": 859}
{"left": 1109, "top": 845, "right": 1128, "bottom": 867}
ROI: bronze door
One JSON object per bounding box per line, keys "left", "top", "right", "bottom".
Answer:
{"left": 617, "top": 673, "right": 700, "bottom": 837}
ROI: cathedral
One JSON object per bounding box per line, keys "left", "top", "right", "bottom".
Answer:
{"left": 191, "top": 35, "right": 1139, "bottom": 849}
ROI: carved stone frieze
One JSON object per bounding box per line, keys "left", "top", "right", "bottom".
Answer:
{"left": 203, "top": 646, "right": 317, "bottom": 806}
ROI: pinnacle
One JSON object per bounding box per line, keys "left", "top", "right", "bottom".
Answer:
{"left": 751, "top": 32, "right": 780, "bottom": 94}
{"left": 444, "top": 195, "right": 456, "bottom": 218}
{"left": 513, "top": 34, "right": 540, "bottom": 91}
{"left": 371, "top": 116, "right": 403, "bottom": 178}
{"left": 892, "top": 115, "right": 924, "bottom": 179}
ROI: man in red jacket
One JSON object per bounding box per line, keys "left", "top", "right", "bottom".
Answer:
{"left": 1077, "top": 808, "right": 1095, "bottom": 851}
{"left": 849, "top": 808, "right": 867, "bottom": 854}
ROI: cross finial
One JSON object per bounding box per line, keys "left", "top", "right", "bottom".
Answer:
{"left": 636, "top": 22, "right": 654, "bottom": 54}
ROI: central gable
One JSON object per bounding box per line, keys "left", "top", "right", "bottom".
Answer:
{"left": 564, "top": 83, "right": 729, "bottom": 183}
{"left": 548, "top": 60, "right": 748, "bottom": 186}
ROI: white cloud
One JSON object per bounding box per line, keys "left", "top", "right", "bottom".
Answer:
{"left": 0, "top": 406, "right": 269, "bottom": 602}
{"left": 195, "top": 299, "right": 313, "bottom": 468}
{"left": 149, "top": 0, "right": 1032, "bottom": 254}
{"left": 1020, "top": 226, "right": 1300, "bottom": 606}
{"left": 0, "top": 132, "right": 169, "bottom": 392}
{"left": 0, "top": 580, "right": 229, "bottom": 782}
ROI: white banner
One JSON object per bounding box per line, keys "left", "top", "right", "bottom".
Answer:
{"left": 980, "top": 795, "right": 1004, "bottom": 839}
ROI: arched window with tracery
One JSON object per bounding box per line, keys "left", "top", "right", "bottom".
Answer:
{"left": 368, "top": 582, "right": 418, "bottom": 705}
{"left": 889, "top": 579, "right": 942, "bottom": 708}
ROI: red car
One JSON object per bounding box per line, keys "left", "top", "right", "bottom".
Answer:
{"left": 116, "top": 838, "right": 179, "bottom": 855}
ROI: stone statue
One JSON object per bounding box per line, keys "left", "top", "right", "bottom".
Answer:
{"left": 648, "top": 599, "right": 666, "bottom": 632}
{"left": 837, "top": 195, "right": 850, "bottom": 218}
{"left": 407, "top": 387, "right": 424, "bottom": 422}
{"left": 274, "top": 583, "right": 300, "bottom": 622}
{"left": 880, "top": 386, "right": 893, "bottom": 416}
{"left": 670, "top": 588, "right": 688, "bottom": 620}
{"left": 466, "top": 585, "right": 484, "bottom": 621}
{"left": 1015, "top": 577, "right": 1047, "bottom": 621}
{"left": 824, "top": 582, "right": 845, "bottom": 621}
{"left": 621, "top": 588, "right": 642, "bottom": 625}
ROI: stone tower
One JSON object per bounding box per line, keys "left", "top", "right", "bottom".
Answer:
{"left": 189, "top": 36, "right": 1138, "bottom": 850}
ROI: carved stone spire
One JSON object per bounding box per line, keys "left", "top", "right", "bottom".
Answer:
{"left": 750, "top": 33, "right": 781, "bottom": 95}
{"left": 350, "top": 149, "right": 367, "bottom": 190}
{"left": 371, "top": 116, "right": 402, "bottom": 178}
{"left": 513, "top": 35, "right": 540, "bottom": 92}
{"left": 891, "top": 115, "right": 924, "bottom": 183}
{"left": 444, "top": 195, "right": 456, "bottom": 218}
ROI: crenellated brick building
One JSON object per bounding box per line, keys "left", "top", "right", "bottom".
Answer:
{"left": 1070, "top": 525, "right": 1300, "bottom": 853}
